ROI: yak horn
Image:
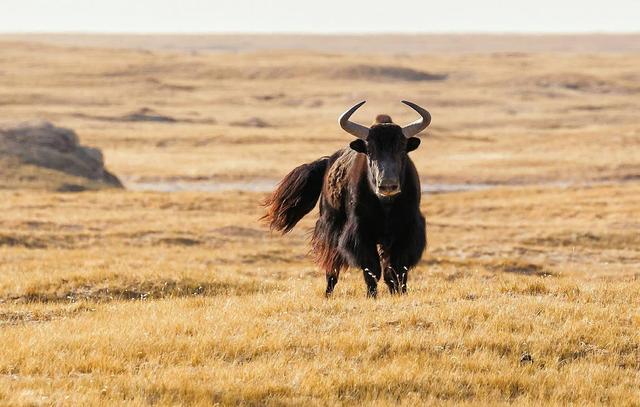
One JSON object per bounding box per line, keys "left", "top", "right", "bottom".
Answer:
{"left": 401, "top": 100, "right": 431, "bottom": 138}
{"left": 339, "top": 100, "right": 369, "bottom": 139}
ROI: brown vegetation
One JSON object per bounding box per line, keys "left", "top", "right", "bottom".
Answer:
{"left": 0, "top": 36, "right": 639, "bottom": 405}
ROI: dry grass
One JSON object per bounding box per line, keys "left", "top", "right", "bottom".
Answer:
{"left": 0, "top": 37, "right": 639, "bottom": 405}
{"left": 2, "top": 280, "right": 639, "bottom": 405}
{"left": 1, "top": 186, "right": 639, "bottom": 405}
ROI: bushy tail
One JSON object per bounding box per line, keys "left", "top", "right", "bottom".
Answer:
{"left": 262, "top": 157, "right": 328, "bottom": 233}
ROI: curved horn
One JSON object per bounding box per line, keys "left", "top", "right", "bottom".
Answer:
{"left": 401, "top": 100, "right": 431, "bottom": 138}
{"left": 339, "top": 101, "right": 369, "bottom": 140}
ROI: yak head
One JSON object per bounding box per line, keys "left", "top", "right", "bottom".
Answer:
{"left": 339, "top": 100, "right": 431, "bottom": 198}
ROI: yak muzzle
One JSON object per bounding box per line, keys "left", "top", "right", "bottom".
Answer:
{"left": 377, "top": 180, "right": 401, "bottom": 197}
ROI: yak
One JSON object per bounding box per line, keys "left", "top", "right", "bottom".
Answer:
{"left": 263, "top": 101, "right": 430, "bottom": 297}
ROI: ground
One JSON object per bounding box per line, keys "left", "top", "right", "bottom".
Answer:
{"left": 0, "top": 35, "right": 639, "bottom": 405}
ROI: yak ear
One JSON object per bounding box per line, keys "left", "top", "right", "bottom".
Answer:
{"left": 406, "top": 137, "right": 421, "bottom": 152}
{"left": 349, "top": 139, "right": 367, "bottom": 153}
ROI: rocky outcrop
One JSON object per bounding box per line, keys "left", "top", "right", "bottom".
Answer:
{"left": 0, "top": 121, "right": 123, "bottom": 189}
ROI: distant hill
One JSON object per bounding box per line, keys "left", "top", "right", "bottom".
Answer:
{"left": 1, "top": 33, "right": 640, "bottom": 54}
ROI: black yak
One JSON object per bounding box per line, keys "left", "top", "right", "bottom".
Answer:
{"left": 263, "top": 101, "right": 430, "bottom": 297}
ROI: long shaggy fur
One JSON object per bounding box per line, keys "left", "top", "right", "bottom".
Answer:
{"left": 263, "top": 123, "right": 426, "bottom": 297}
{"left": 262, "top": 157, "right": 328, "bottom": 233}
{"left": 311, "top": 197, "right": 348, "bottom": 276}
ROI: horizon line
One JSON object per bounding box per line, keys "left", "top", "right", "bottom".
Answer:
{"left": 2, "top": 31, "right": 640, "bottom": 36}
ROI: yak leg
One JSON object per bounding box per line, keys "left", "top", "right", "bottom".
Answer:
{"left": 339, "top": 223, "right": 381, "bottom": 298}
{"left": 322, "top": 244, "right": 347, "bottom": 298}
{"left": 401, "top": 267, "right": 409, "bottom": 294}
{"left": 379, "top": 246, "right": 401, "bottom": 295}
{"left": 362, "top": 243, "right": 383, "bottom": 298}
{"left": 351, "top": 243, "right": 380, "bottom": 298}
{"left": 362, "top": 265, "right": 381, "bottom": 298}
{"left": 386, "top": 259, "right": 411, "bottom": 295}
{"left": 389, "top": 213, "right": 426, "bottom": 295}
{"left": 325, "top": 268, "right": 340, "bottom": 297}
{"left": 355, "top": 243, "right": 381, "bottom": 298}
{"left": 396, "top": 265, "right": 409, "bottom": 294}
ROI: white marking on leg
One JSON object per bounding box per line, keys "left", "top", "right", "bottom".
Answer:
{"left": 388, "top": 266, "right": 400, "bottom": 291}
{"left": 401, "top": 267, "right": 408, "bottom": 290}
{"left": 364, "top": 268, "right": 378, "bottom": 282}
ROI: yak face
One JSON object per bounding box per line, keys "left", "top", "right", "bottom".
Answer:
{"left": 350, "top": 119, "right": 420, "bottom": 198}
{"left": 339, "top": 101, "right": 430, "bottom": 199}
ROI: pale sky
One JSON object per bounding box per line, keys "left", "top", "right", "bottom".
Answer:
{"left": 0, "top": 0, "right": 638, "bottom": 33}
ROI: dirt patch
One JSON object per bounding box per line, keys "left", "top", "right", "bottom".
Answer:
{"left": 0, "top": 232, "right": 95, "bottom": 249}
{"left": 230, "top": 117, "right": 271, "bottom": 128}
{"left": 332, "top": 64, "right": 448, "bottom": 82}
{"left": 5, "top": 279, "right": 274, "bottom": 304}
{"left": 155, "top": 237, "right": 203, "bottom": 246}
{"left": 0, "top": 234, "right": 49, "bottom": 249}
{"left": 0, "top": 305, "right": 95, "bottom": 326}
{"left": 254, "top": 93, "right": 286, "bottom": 101}
{"left": 121, "top": 107, "right": 177, "bottom": 123}
{"left": 56, "top": 183, "right": 89, "bottom": 192}
{"left": 425, "top": 256, "right": 553, "bottom": 277}
{"left": 500, "top": 280, "right": 551, "bottom": 296}
{"left": 212, "top": 226, "right": 265, "bottom": 238}
{"left": 490, "top": 259, "right": 550, "bottom": 276}
{"left": 241, "top": 249, "right": 304, "bottom": 264}
{"left": 525, "top": 232, "right": 640, "bottom": 250}
{"left": 240, "top": 64, "right": 447, "bottom": 83}
{"left": 0, "top": 232, "right": 219, "bottom": 250}
{"left": 72, "top": 108, "right": 216, "bottom": 125}
{"left": 519, "top": 73, "right": 633, "bottom": 94}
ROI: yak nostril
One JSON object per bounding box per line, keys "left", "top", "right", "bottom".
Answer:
{"left": 378, "top": 183, "right": 400, "bottom": 194}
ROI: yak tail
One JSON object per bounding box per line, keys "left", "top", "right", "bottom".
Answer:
{"left": 262, "top": 157, "right": 328, "bottom": 233}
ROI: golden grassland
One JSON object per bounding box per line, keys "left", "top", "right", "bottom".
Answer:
{"left": 1, "top": 186, "right": 639, "bottom": 405}
{"left": 0, "top": 37, "right": 639, "bottom": 404}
